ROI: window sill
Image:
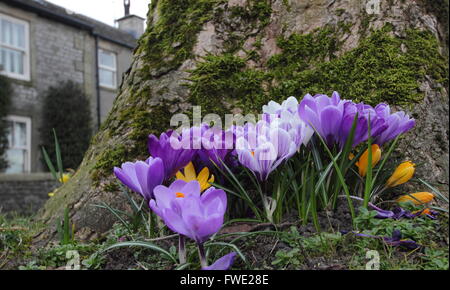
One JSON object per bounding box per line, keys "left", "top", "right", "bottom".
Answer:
{"left": 0, "top": 72, "right": 32, "bottom": 86}
{"left": 99, "top": 84, "right": 118, "bottom": 92}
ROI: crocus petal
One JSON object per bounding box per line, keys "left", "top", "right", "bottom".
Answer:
{"left": 202, "top": 252, "right": 237, "bottom": 270}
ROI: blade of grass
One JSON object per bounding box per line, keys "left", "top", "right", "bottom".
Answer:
{"left": 417, "top": 178, "right": 449, "bottom": 203}
{"left": 41, "top": 146, "right": 58, "bottom": 180}
{"left": 103, "top": 241, "right": 177, "bottom": 263}
{"left": 311, "top": 125, "right": 356, "bottom": 227}
{"left": 331, "top": 113, "right": 359, "bottom": 207}
{"left": 205, "top": 242, "right": 247, "bottom": 265}
{"left": 363, "top": 118, "right": 373, "bottom": 208}
{"left": 371, "top": 135, "right": 400, "bottom": 186}
{"left": 53, "top": 129, "right": 63, "bottom": 180}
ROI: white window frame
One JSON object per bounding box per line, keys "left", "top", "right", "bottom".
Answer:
{"left": 5, "top": 115, "right": 32, "bottom": 173}
{"left": 0, "top": 13, "right": 30, "bottom": 81}
{"left": 98, "top": 49, "right": 117, "bottom": 89}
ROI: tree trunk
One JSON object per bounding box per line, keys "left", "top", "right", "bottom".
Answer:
{"left": 34, "top": 0, "right": 449, "bottom": 244}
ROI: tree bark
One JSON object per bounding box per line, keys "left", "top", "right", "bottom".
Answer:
{"left": 34, "top": 0, "right": 448, "bottom": 244}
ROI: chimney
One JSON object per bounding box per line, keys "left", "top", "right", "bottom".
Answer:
{"left": 115, "top": 0, "right": 144, "bottom": 39}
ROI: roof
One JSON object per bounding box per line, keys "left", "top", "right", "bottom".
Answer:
{"left": 1, "top": 0, "right": 137, "bottom": 49}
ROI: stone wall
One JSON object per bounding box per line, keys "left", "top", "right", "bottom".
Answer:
{"left": 0, "top": 2, "right": 134, "bottom": 172}
{"left": 0, "top": 173, "right": 58, "bottom": 215}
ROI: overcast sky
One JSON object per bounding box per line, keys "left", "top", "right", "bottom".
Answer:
{"left": 45, "top": 0, "right": 149, "bottom": 27}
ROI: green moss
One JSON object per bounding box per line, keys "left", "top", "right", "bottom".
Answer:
{"left": 137, "top": 0, "right": 223, "bottom": 74}
{"left": 187, "top": 53, "right": 268, "bottom": 115}
{"left": 92, "top": 144, "right": 127, "bottom": 180}
{"left": 188, "top": 24, "right": 448, "bottom": 116}
{"left": 92, "top": 88, "right": 176, "bottom": 181}
{"left": 214, "top": 0, "right": 272, "bottom": 54}
{"left": 269, "top": 25, "right": 448, "bottom": 106}
{"left": 229, "top": 0, "right": 272, "bottom": 28}
{"left": 335, "top": 8, "right": 346, "bottom": 16}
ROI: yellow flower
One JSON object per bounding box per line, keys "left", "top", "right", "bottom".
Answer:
{"left": 176, "top": 162, "right": 214, "bottom": 191}
{"left": 348, "top": 152, "right": 355, "bottom": 160}
{"left": 355, "top": 144, "right": 382, "bottom": 177}
{"left": 48, "top": 191, "right": 55, "bottom": 197}
{"left": 397, "top": 192, "right": 434, "bottom": 205}
{"left": 59, "top": 173, "right": 70, "bottom": 184}
{"left": 412, "top": 208, "right": 432, "bottom": 216}
{"left": 385, "top": 161, "right": 415, "bottom": 188}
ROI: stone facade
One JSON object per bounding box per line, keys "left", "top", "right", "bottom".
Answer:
{"left": 0, "top": 173, "right": 58, "bottom": 215}
{"left": 0, "top": 0, "right": 138, "bottom": 173}
{"left": 0, "top": 0, "right": 142, "bottom": 215}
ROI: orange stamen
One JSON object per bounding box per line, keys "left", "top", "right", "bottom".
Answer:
{"left": 176, "top": 192, "right": 185, "bottom": 198}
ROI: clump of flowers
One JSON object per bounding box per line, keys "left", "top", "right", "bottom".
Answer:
{"left": 111, "top": 91, "right": 432, "bottom": 270}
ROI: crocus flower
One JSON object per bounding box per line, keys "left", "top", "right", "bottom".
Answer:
{"left": 396, "top": 192, "right": 434, "bottom": 205}
{"left": 355, "top": 144, "right": 382, "bottom": 177}
{"left": 202, "top": 252, "right": 237, "bottom": 270}
{"left": 383, "top": 229, "right": 420, "bottom": 250}
{"left": 148, "top": 130, "right": 196, "bottom": 180}
{"left": 349, "top": 195, "right": 433, "bottom": 220}
{"left": 373, "top": 103, "right": 415, "bottom": 146}
{"left": 265, "top": 109, "right": 314, "bottom": 149}
{"left": 176, "top": 162, "right": 215, "bottom": 191}
{"left": 412, "top": 208, "right": 438, "bottom": 219}
{"left": 149, "top": 180, "right": 227, "bottom": 244}
{"left": 298, "top": 92, "right": 392, "bottom": 149}
{"left": 346, "top": 230, "right": 420, "bottom": 250}
{"left": 236, "top": 121, "right": 297, "bottom": 181}
{"left": 370, "top": 205, "right": 437, "bottom": 220}
{"left": 59, "top": 173, "right": 70, "bottom": 184}
{"left": 114, "top": 156, "right": 165, "bottom": 200}
{"left": 386, "top": 161, "right": 415, "bottom": 188}
{"left": 194, "top": 125, "right": 237, "bottom": 170}
{"left": 298, "top": 92, "right": 347, "bottom": 147}
{"left": 339, "top": 102, "right": 388, "bottom": 148}
{"left": 263, "top": 96, "right": 301, "bottom": 115}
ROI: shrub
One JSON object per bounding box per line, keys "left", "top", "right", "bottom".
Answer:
{"left": 40, "top": 81, "right": 92, "bottom": 171}
{"left": 0, "top": 74, "right": 12, "bottom": 171}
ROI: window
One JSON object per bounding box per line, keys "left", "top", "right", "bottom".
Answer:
{"left": 5, "top": 116, "right": 31, "bottom": 174}
{"left": 0, "top": 14, "right": 30, "bottom": 80}
{"left": 98, "top": 49, "right": 117, "bottom": 89}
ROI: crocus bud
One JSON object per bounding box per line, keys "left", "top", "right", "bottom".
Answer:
{"left": 59, "top": 173, "right": 70, "bottom": 184}
{"left": 397, "top": 192, "right": 434, "bottom": 205}
{"left": 386, "top": 161, "right": 415, "bottom": 188}
{"left": 356, "top": 144, "right": 382, "bottom": 177}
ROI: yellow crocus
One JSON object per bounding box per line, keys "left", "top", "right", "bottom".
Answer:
{"left": 355, "top": 144, "right": 382, "bottom": 177}
{"left": 397, "top": 192, "right": 434, "bottom": 205}
{"left": 385, "top": 161, "right": 415, "bottom": 188}
{"left": 59, "top": 173, "right": 70, "bottom": 184}
{"left": 176, "top": 162, "right": 214, "bottom": 191}
{"left": 348, "top": 152, "right": 355, "bottom": 160}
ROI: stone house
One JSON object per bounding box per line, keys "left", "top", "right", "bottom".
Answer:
{"left": 0, "top": 0, "right": 144, "bottom": 213}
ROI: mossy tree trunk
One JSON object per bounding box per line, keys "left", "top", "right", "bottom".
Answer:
{"left": 35, "top": 0, "right": 448, "bottom": 244}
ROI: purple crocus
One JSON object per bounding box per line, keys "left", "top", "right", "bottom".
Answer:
{"left": 373, "top": 103, "right": 415, "bottom": 146}
{"left": 338, "top": 102, "right": 387, "bottom": 148}
{"left": 149, "top": 180, "right": 227, "bottom": 244}
{"left": 202, "top": 252, "right": 237, "bottom": 270}
{"left": 298, "top": 92, "right": 389, "bottom": 149}
{"left": 113, "top": 156, "right": 164, "bottom": 200}
{"left": 373, "top": 206, "right": 437, "bottom": 220}
{"left": 298, "top": 92, "right": 347, "bottom": 147}
{"left": 148, "top": 130, "right": 196, "bottom": 180}
{"left": 350, "top": 196, "right": 437, "bottom": 220}
{"left": 236, "top": 120, "right": 297, "bottom": 181}
{"left": 193, "top": 125, "right": 237, "bottom": 170}
{"left": 345, "top": 230, "right": 420, "bottom": 250}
